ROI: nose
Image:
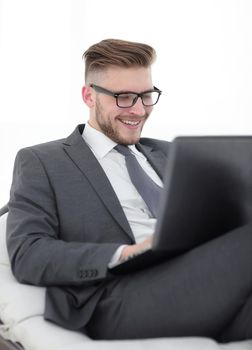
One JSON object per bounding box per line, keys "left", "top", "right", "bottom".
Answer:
{"left": 128, "top": 97, "right": 146, "bottom": 116}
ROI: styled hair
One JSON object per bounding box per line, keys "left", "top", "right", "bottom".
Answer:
{"left": 83, "top": 38, "right": 156, "bottom": 83}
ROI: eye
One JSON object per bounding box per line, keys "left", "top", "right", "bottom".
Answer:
{"left": 118, "top": 93, "right": 134, "bottom": 101}
{"left": 116, "top": 93, "right": 138, "bottom": 107}
{"left": 143, "top": 93, "right": 152, "bottom": 99}
{"left": 142, "top": 92, "right": 153, "bottom": 103}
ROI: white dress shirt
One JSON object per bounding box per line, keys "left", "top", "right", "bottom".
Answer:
{"left": 82, "top": 123, "right": 163, "bottom": 266}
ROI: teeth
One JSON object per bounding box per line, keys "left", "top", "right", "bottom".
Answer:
{"left": 121, "top": 120, "right": 140, "bottom": 126}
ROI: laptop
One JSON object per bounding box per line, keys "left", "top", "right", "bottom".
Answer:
{"left": 110, "top": 136, "right": 252, "bottom": 274}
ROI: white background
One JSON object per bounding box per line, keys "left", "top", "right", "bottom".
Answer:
{"left": 0, "top": 0, "right": 252, "bottom": 204}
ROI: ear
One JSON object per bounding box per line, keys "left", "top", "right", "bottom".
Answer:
{"left": 82, "top": 85, "right": 95, "bottom": 107}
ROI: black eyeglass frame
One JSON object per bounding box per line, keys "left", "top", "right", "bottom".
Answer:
{"left": 89, "top": 83, "right": 162, "bottom": 108}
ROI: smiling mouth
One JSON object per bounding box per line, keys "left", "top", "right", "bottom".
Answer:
{"left": 118, "top": 119, "right": 141, "bottom": 126}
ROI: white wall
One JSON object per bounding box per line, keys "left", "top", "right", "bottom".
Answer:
{"left": 1, "top": 0, "right": 252, "bottom": 204}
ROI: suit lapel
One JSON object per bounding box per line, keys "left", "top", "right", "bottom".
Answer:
{"left": 63, "top": 125, "right": 135, "bottom": 242}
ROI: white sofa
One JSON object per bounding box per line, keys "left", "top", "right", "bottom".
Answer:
{"left": 0, "top": 208, "right": 251, "bottom": 350}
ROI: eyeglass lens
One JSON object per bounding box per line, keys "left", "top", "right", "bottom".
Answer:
{"left": 117, "top": 91, "right": 159, "bottom": 107}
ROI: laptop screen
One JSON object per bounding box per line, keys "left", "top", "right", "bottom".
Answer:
{"left": 153, "top": 136, "right": 252, "bottom": 255}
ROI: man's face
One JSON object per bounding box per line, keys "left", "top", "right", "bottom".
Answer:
{"left": 85, "top": 66, "right": 154, "bottom": 145}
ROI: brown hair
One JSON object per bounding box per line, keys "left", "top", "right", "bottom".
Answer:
{"left": 83, "top": 38, "right": 156, "bottom": 82}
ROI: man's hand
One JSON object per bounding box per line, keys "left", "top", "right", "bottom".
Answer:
{"left": 119, "top": 235, "right": 154, "bottom": 262}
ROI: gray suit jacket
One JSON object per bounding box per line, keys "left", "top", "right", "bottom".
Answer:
{"left": 7, "top": 124, "right": 169, "bottom": 329}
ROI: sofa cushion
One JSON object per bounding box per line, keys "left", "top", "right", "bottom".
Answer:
{"left": 5, "top": 315, "right": 246, "bottom": 350}
{"left": 1, "top": 316, "right": 86, "bottom": 350}
{"left": 0, "top": 212, "right": 45, "bottom": 325}
{"left": 0, "top": 265, "right": 45, "bottom": 325}
{"left": 5, "top": 316, "right": 252, "bottom": 350}
{"left": 0, "top": 212, "right": 9, "bottom": 266}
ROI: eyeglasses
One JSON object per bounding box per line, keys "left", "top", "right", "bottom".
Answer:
{"left": 89, "top": 83, "right": 162, "bottom": 108}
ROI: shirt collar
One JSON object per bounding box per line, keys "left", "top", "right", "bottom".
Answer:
{"left": 82, "top": 123, "right": 116, "bottom": 158}
{"left": 82, "top": 123, "right": 146, "bottom": 159}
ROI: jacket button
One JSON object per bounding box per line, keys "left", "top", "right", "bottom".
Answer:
{"left": 91, "top": 269, "right": 98, "bottom": 277}
{"left": 79, "top": 269, "right": 98, "bottom": 279}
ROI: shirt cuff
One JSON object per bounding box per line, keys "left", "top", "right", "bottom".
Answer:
{"left": 108, "top": 245, "right": 128, "bottom": 268}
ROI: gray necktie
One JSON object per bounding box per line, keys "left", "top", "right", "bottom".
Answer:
{"left": 115, "top": 144, "right": 162, "bottom": 218}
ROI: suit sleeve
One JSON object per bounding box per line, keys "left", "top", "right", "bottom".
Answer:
{"left": 6, "top": 147, "right": 121, "bottom": 286}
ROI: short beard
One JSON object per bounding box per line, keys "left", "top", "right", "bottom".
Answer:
{"left": 95, "top": 98, "right": 148, "bottom": 145}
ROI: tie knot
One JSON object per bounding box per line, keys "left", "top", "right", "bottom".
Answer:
{"left": 114, "top": 144, "right": 132, "bottom": 157}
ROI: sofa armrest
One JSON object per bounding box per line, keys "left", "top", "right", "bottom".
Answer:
{"left": 0, "top": 205, "right": 8, "bottom": 217}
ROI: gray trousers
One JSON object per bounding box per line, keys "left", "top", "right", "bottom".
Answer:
{"left": 86, "top": 225, "right": 252, "bottom": 341}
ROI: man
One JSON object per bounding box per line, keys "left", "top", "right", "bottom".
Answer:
{"left": 6, "top": 39, "right": 252, "bottom": 341}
